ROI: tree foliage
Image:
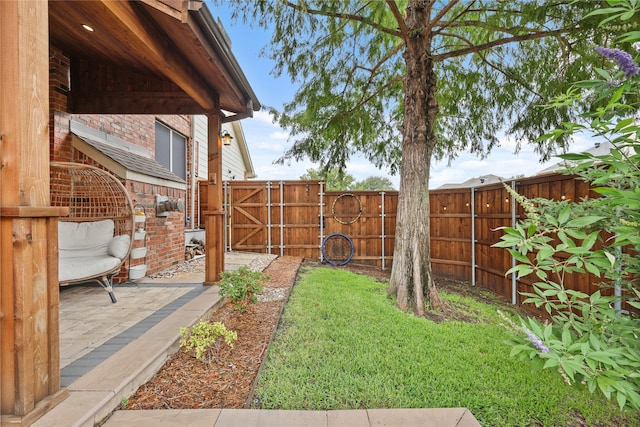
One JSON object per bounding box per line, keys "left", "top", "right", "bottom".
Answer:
{"left": 351, "top": 176, "right": 395, "bottom": 191}
{"left": 299, "top": 167, "right": 355, "bottom": 190}
{"left": 218, "top": 0, "right": 620, "bottom": 314}
{"left": 300, "top": 167, "right": 395, "bottom": 191}
{"left": 230, "top": 0, "right": 612, "bottom": 167}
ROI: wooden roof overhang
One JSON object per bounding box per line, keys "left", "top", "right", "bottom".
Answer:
{"left": 48, "top": 0, "right": 260, "bottom": 120}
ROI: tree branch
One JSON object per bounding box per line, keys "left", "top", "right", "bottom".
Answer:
{"left": 432, "top": 1, "right": 476, "bottom": 35}
{"left": 386, "top": 0, "right": 408, "bottom": 36}
{"left": 330, "top": 75, "right": 404, "bottom": 124}
{"left": 434, "top": 30, "right": 542, "bottom": 98}
{"left": 424, "top": 0, "right": 460, "bottom": 34}
{"left": 343, "top": 41, "right": 405, "bottom": 101}
{"left": 282, "top": 0, "right": 401, "bottom": 37}
{"left": 476, "top": 50, "right": 542, "bottom": 98}
{"left": 433, "top": 28, "right": 575, "bottom": 61}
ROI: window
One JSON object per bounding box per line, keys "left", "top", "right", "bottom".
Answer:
{"left": 155, "top": 121, "right": 186, "bottom": 180}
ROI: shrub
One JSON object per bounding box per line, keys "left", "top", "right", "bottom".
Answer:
{"left": 495, "top": 0, "right": 640, "bottom": 411}
{"left": 179, "top": 320, "right": 237, "bottom": 363}
{"left": 218, "top": 266, "right": 269, "bottom": 312}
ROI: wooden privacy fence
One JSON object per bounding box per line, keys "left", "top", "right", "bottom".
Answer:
{"left": 430, "top": 173, "right": 600, "bottom": 306}
{"left": 208, "top": 180, "right": 398, "bottom": 269}
{"left": 200, "top": 173, "right": 606, "bottom": 306}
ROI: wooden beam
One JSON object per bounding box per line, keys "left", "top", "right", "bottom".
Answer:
{"left": 71, "top": 92, "right": 207, "bottom": 114}
{"left": 1, "top": 1, "right": 62, "bottom": 421}
{"left": 204, "top": 112, "right": 224, "bottom": 285}
{"left": 101, "top": 0, "right": 217, "bottom": 111}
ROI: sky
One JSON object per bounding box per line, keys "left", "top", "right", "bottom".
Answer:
{"left": 212, "top": 3, "right": 596, "bottom": 190}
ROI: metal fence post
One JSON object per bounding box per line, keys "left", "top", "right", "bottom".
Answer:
{"left": 471, "top": 186, "right": 476, "bottom": 287}
{"left": 319, "top": 181, "right": 324, "bottom": 262}
{"left": 511, "top": 180, "right": 517, "bottom": 305}
{"left": 381, "top": 191, "right": 386, "bottom": 270}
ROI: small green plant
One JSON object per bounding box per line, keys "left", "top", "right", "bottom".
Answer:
{"left": 219, "top": 266, "right": 269, "bottom": 312}
{"left": 120, "top": 396, "right": 129, "bottom": 409}
{"left": 179, "top": 320, "right": 237, "bottom": 363}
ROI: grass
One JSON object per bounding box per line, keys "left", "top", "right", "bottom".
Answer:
{"left": 253, "top": 266, "right": 639, "bottom": 426}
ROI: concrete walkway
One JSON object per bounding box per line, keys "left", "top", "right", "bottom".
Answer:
{"left": 32, "top": 252, "right": 481, "bottom": 427}
{"left": 102, "top": 408, "right": 480, "bottom": 426}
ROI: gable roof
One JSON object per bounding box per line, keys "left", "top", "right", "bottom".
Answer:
{"left": 229, "top": 121, "right": 256, "bottom": 179}
{"left": 437, "top": 174, "right": 504, "bottom": 189}
{"left": 76, "top": 135, "right": 185, "bottom": 183}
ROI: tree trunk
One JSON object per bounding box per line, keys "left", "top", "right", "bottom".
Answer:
{"left": 388, "top": 0, "right": 444, "bottom": 315}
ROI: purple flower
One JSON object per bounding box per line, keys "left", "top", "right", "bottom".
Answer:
{"left": 595, "top": 46, "right": 640, "bottom": 78}
{"left": 525, "top": 330, "right": 550, "bottom": 353}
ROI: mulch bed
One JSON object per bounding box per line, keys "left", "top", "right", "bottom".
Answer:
{"left": 125, "top": 255, "right": 302, "bottom": 410}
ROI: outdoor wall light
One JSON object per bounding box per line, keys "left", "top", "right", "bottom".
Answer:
{"left": 82, "top": 24, "right": 94, "bottom": 32}
{"left": 220, "top": 130, "right": 233, "bottom": 146}
{"left": 443, "top": 205, "right": 447, "bottom": 211}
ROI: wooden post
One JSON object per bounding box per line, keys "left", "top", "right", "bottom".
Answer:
{"left": 1, "top": 2, "right": 68, "bottom": 425}
{"left": 203, "top": 112, "right": 225, "bottom": 285}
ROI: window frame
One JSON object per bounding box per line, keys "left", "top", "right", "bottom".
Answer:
{"left": 155, "top": 121, "right": 187, "bottom": 180}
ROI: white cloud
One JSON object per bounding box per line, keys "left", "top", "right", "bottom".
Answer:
{"left": 254, "top": 159, "right": 316, "bottom": 181}
{"left": 268, "top": 131, "right": 289, "bottom": 140}
{"left": 252, "top": 110, "right": 277, "bottom": 125}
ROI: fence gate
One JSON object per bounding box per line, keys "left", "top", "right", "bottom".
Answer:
{"left": 224, "top": 183, "right": 269, "bottom": 252}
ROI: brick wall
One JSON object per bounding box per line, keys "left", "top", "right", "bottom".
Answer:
{"left": 127, "top": 181, "right": 187, "bottom": 274}
{"left": 49, "top": 45, "right": 192, "bottom": 280}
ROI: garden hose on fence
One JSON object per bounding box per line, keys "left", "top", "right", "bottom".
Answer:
{"left": 321, "top": 233, "right": 355, "bottom": 266}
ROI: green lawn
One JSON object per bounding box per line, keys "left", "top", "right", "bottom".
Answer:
{"left": 253, "top": 266, "right": 638, "bottom": 426}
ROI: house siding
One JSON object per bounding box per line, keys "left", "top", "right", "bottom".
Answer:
{"left": 194, "top": 115, "right": 209, "bottom": 180}
{"left": 194, "top": 116, "right": 253, "bottom": 182}
{"left": 222, "top": 123, "right": 249, "bottom": 180}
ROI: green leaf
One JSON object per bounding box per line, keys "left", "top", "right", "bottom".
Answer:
{"left": 562, "top": 326, "right": 572, "bottom": 347}
{"left": 566, "top": 216, "right": 605, "bottom": 228}
{"left": 588, "top": 351, "right": 617, "bottom": 367}
{"left": 604, "top": 251, "right": 617, "bottom": 267}
{"left": 558, "top": 205, "right": 571, "bottom": 225}
{"left": 618, "top": 31, "right": 640, "bottom": 42}
{"left": 558, "top": 153, "right": 592, "bottom": 161}
{"left": 594, "top": 67, "right": 612, "bottom": 80}
{"left": 584, "top": 7, "right": 627, "bottom": 17}
{"left": 617, "top": 391, "right": 627, "bottom": 410}
{"left": 584, "top": 262, "right": 601, "bottom": 277}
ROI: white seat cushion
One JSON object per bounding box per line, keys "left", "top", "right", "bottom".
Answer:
{"left": 59, "top": 255, "right": 121, "bottom": 283}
